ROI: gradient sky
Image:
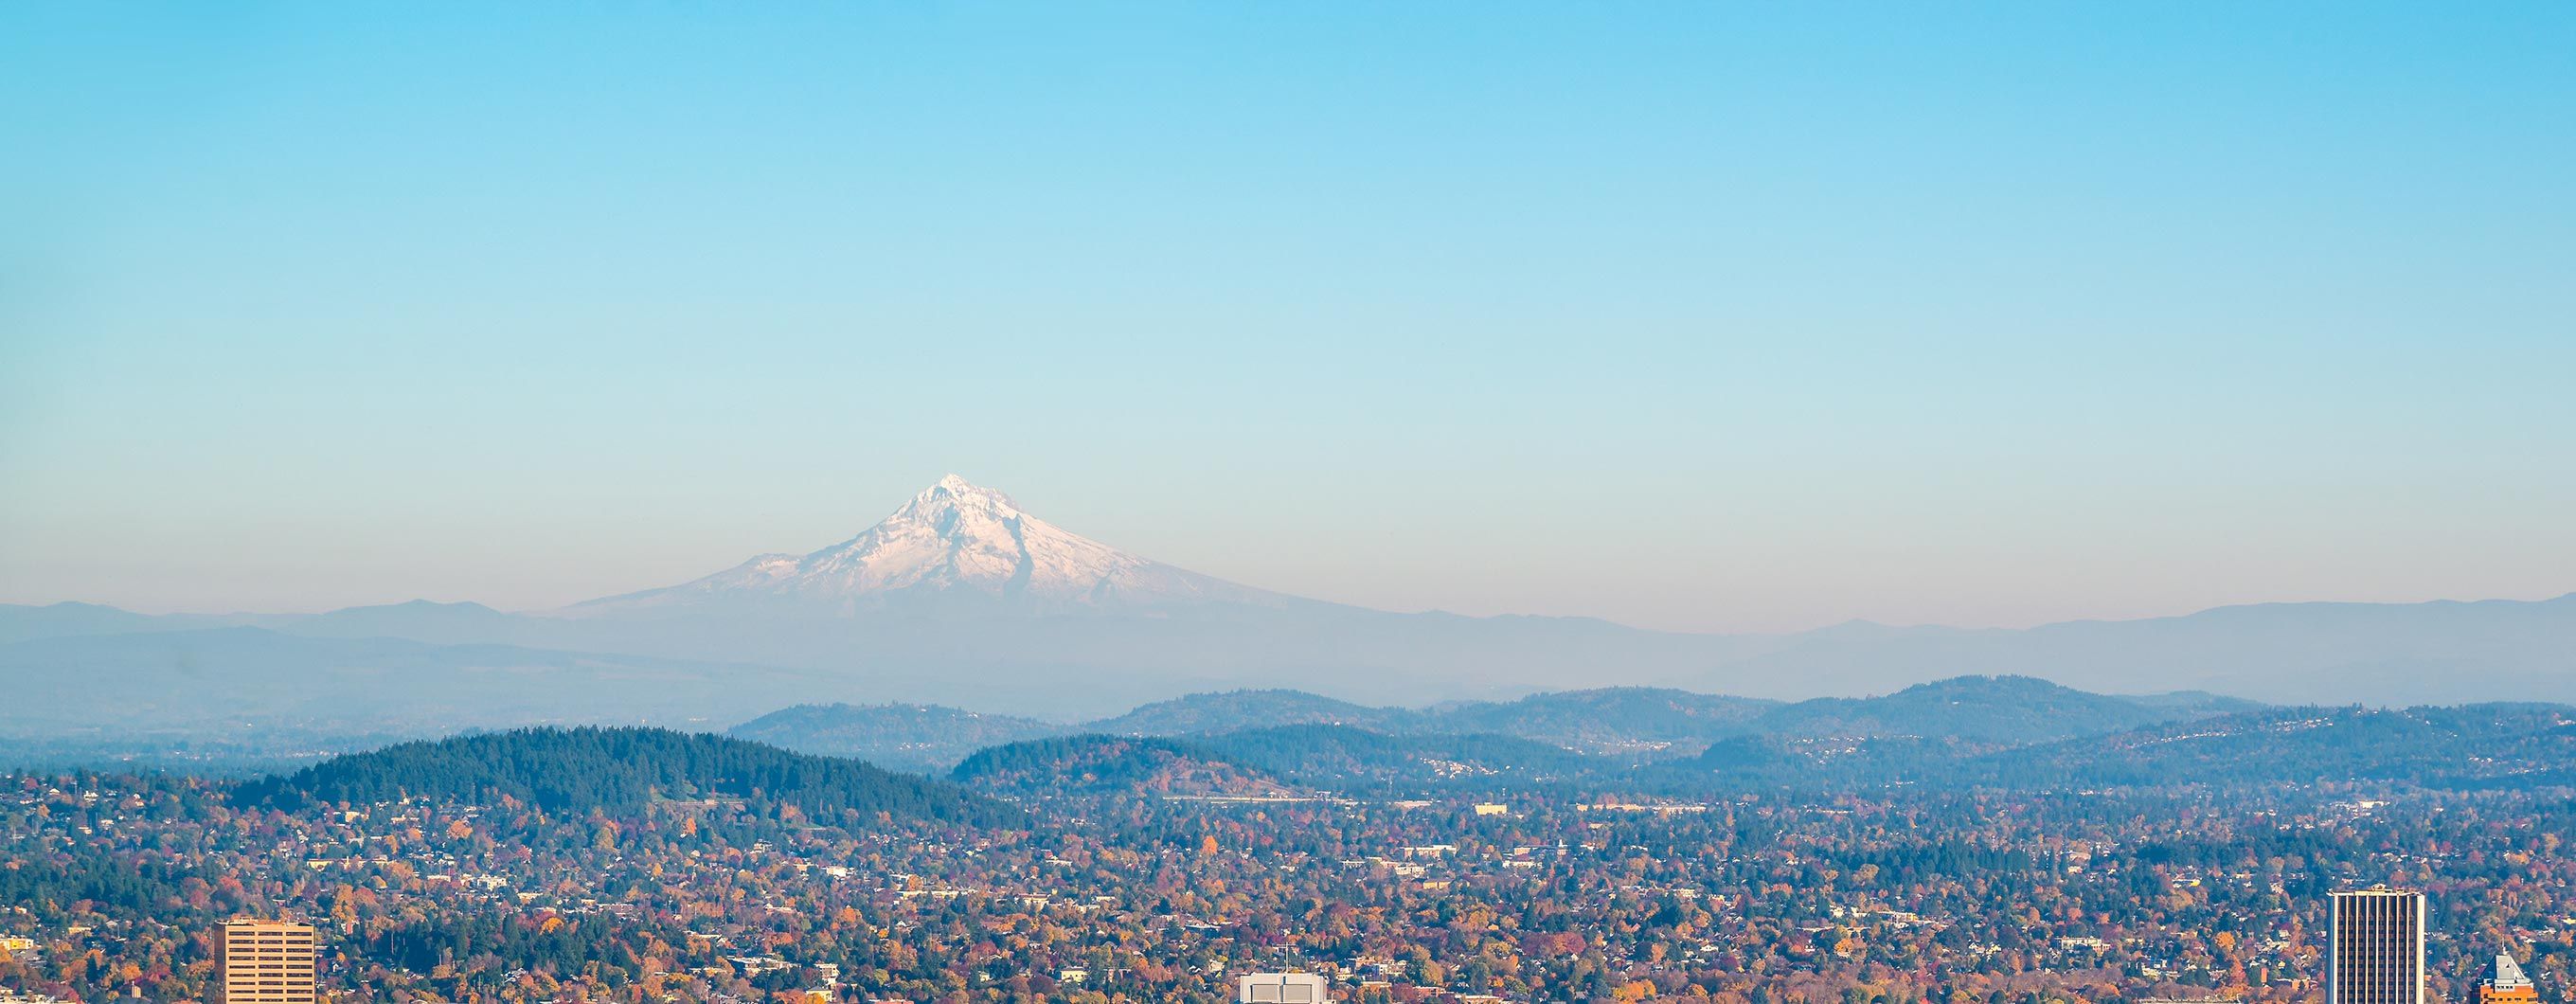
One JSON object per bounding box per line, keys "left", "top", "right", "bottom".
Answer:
{"left": 4, "top": 4, "right": 2572, "bottom": 633}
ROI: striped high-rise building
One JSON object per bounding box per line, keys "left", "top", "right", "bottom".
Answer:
{"left": 2330, "top": 887, "right": 2425, "bottom": 1004}
{"left": 217, "top": 919, "right": 317, "bottom": 1004}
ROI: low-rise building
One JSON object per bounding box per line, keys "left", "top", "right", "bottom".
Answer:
{"left": 1238, "top": 972, "right": 1331, "bottom": 1003}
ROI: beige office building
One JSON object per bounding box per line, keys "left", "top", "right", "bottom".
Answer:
{"left": 218, "top": 920, "right": 318, "bottom": 1004}
{"left": 2330, "top": 887, "right": 2425, "bottom": 1004}
{"left": 1238, "top": 973, "right": 1331, "bottom": 1003}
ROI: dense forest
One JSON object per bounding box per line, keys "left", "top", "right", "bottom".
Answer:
{"left": 235, "top": 726, "right": 1017, "bottom": 827}
{"left": 949, "top": 735, "right": 1284, "bottom": 797}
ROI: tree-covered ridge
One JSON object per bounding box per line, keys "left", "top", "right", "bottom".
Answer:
{"left": 949, "top": 734, "right": 1292, "bottom": 798}
{"left": 738, "top": 675, "right": 2263, "bottom": 773}
{"left": 237, "top": 726, "right": 1017, "bottom": 827}
{"left": 1978, "top": 703, "right": 2576, "bottom": 789}
{"left": 1196, "top": 726, "right": 1589, "bottom": 794}
{"left": 952, "top": 726, "right": 1593, "bottom": 798}
{"left": 1745, "top": 674, "right": 2260, "bottom": 744}
{"left": 1680, "top": 703, "right": 2576, "bottom": 792}
{"left": 957, "top": 702, "right": 2576, "bottom": 800}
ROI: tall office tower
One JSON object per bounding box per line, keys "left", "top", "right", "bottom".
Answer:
{"left": 2483, "top": 952, "right": 2538, "bottom": 1004}
{"left": 217, "top": 919, "right": 318, "bottom": 1004}
{"left": 2330, "top": 887, "right": 2425, "bottom": 1004}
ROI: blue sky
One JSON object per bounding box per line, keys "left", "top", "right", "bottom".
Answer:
{"left": 4, "top": 4, "right": 2571, "bottom": 632}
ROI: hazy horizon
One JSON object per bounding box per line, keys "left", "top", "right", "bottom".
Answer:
{"left": 5, "top": 468, "right": 2571, "bottom": 636}
{"left": 7, "top": 5, "right": 2572, "bottom": 633}
{"left": 5, "top": 465, "right": 2576, "bottom": 630}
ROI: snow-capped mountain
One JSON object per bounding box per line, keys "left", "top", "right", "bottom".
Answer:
{"left": 563, "top": 475, "right": 1297, "bottom": 616}
{"left": 16, "top": 475, "right": 2564, "bottom": 720}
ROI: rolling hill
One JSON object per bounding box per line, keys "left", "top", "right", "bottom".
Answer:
{"left": 1679, "top": 703, "right": 2576, "bottom": 793}
{"left": 1971, "top": 703, "right": 2576, "bottom": 790}
{"left": 740, "top": 675, "right": 2256, "bottom": 771}
{"left": 1743, "top": 675, "right": 2260, "bottom": 743}
{"left": 950, "top": 735, "right": 1292, "bottom": 798}
{"left": 949, "top": 726, "right": 1589, "bottom": 798}
{"left": 238, "top": 726, "right": 1015, "bottom": 827}
{"left": 1194, "top": 726, "right": 1590, "bottom": 794}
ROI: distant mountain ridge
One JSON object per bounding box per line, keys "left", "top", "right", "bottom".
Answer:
{"left": 1682, "top": 703, "right": 2576, "bottom": 792}
{"left": 947, "top": 701, "right": 2576, "bottom": 799}
{"left": 0, "top": 601, "right": 249, "bottom": 644}
{"left": 1744, "top": 675, "right": 2255, "bottom": 744}
{"left": 734, "top": 675, "right": 2259, "bottom": 771}
{"left": 1086, "top": 690, "right": 1404, "bottom": 736}
{"left": 1975, "top": 703, "right": 2576, "bottom": 789}
{"left": 6, "top": 475, "right": 2572, "bottom": 716}
{"left": 949, "top": 726, "right": 1588, "bottom": 798}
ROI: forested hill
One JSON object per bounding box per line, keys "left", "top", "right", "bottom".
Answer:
{"left": 1973, "top": 703, "right": 2576, "bottom": 790}
{"left": 951, "top": 726, "right": 1591, "bottom": 798}
{"left": 1680, "top": 703, "right": 2576, "bottom": 792}
{"left": 237, "top": 727, "right": 1015, "bottom": 827}
{"left": 949, "top": 735, "right": 1295, "bottom": 798}
{"left": 739, "top": 675, "right": 2255, "bottom": 771}
{"left": 1746, "top": 674, "right": 2258, "bottom": 744}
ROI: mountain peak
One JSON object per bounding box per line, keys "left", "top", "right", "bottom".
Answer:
{"left": 563, "top": 477, "right": 1295, "bottom": 616}
{"left": 922, "top": 473, "right": 1003, "bottom": 500}
{"left": 899, "top": 475, "right": 1020, "bottom": 520}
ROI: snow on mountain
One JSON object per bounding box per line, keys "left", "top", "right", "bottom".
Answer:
{"left": 561, "top": 475, "right": 1297, "bottom": 616}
